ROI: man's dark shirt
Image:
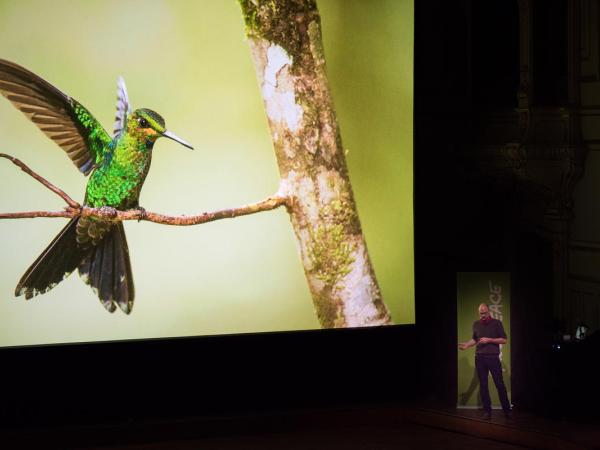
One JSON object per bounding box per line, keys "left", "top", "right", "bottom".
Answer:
{"left": 472, "top": 318, "right": 507, "bottom": 355}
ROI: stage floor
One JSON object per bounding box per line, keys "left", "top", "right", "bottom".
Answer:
{"left": 2, "top": 403, "right": 598, "bottom": 449}
{"left": 404, "top": 405, "right": 598, "bottom": 450}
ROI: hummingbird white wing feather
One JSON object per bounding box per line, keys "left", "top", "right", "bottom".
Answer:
{"left": 113, "top": 76, "right": 132, "bottom": 139}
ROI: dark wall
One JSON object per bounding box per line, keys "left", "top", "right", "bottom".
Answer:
{"left": 0, "top": 326, "right": 418, "bottom": 428}
{"left": 414, "top": 0, "right": 557, "bottom": 411}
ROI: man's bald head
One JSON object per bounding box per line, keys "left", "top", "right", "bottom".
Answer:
{"left": 479, "top": 303, "right": 490, "bottom": 318}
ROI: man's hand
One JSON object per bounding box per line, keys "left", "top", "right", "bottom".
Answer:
{"left": 458, "top": 339, "right": 476, "bottom": 350}
{"left": 478, "top": 337, "right": 492, "bottom": 344}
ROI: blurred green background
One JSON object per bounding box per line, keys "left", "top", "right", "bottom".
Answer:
{"left": 0, "top": 0, "right": 413, "bottom": 347}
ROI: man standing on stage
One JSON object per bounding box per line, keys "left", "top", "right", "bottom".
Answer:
{"left": 459, "top": 303, "right": 511, "bottom": 420}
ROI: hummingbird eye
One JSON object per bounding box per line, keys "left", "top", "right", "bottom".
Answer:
{"left": 138, "top": 118, "right": 149, "bottom": 128}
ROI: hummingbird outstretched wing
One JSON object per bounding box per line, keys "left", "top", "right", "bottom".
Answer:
{"left": 0, "top": 58, "right": 111, "bottom": 175}
{"left": 113, "top": 76, "right": 131, "bottom": 139}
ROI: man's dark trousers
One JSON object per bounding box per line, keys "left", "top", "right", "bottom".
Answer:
{"left": 475, "top": 354, "right": 511, "bottom": 413}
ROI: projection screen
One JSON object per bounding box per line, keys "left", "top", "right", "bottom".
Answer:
{"left": 0, "top": 0, "right": 414, "bottom": 347}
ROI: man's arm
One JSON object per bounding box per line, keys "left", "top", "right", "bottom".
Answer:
{"left": 478, "top": 320, "right": 508, "bottom": 345}
{"left": 458, "top": 339, "right": 477, "bottom": 350}
{"left": 478, "top": 337, "right": 507, "bottom": 345}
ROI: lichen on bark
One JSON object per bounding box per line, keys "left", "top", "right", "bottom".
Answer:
{"left": 308, "top": 222, "right": 355, "bottom": 285}
{"left": 239, "top": 0, "right": 320, "bottom": 72}
{"left": 239, "top": 0, "right": 392, "bottom": 327}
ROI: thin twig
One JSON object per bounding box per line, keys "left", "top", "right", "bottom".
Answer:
{"left": 0, "top": 211, "right": 75, "bottom": 219}
{"left": 0, "top": 153, "right": 80, "bottom": 208}
{"left": 0, "top": 153, "right": 291, "bottom": 224}
{"left": 0, "top": 196, "right": 290, "bottom": 225}
{"left": 104, "top": 196, "right": 290, "bottom": 225}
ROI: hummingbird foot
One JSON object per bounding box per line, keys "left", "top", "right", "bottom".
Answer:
{"left": 135, "top": 206, "right": 147, "bottom": 222}
{"left": 97, "top": 206, "right": 119, "bottom": 220}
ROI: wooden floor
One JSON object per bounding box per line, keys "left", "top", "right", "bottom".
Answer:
{"left": 407, "top": 406, "right": 599, "bottom": 450}
{"left": 92, "top": 422, "right": 530, "bottom": 450}
{"left": 2, "top": 403, "right": 598, "bottom": 450}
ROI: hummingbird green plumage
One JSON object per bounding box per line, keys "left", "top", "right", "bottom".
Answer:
{"left": 0, "top": 59, "right": 193, "bottom": 314}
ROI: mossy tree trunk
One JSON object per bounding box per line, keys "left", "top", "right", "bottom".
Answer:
{"left": 239, "top": 0, "right": 392, "bottom": 327}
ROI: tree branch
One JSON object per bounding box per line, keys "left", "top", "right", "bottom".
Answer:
{"left": 0, "top": 152, "right": 290, "bottom": 225}
{"left": 0, "top": 153, "right": 79, "bottom": 208}
{"left": 0, "top": 196, "right": 289, "bottom": 225}
{"left": 238, "top": 0, "right": 392, "bottom": 327}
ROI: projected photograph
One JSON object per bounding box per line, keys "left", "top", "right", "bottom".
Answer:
{"left": 0, "top": 0, "right": 414, "bottom": 347}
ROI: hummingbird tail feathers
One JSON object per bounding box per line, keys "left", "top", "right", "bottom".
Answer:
{"left": 15, "top": 218, "right": 135, "bottom": 314}
{"left": 15, "top": 218, "right": 90, "bottom": 299}
{"left": 78, "top": 223, "right": 135, "bottom": 314}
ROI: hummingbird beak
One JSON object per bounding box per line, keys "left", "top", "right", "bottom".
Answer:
{"left": 162, "top": 130, "right": 194, "bottom": 150}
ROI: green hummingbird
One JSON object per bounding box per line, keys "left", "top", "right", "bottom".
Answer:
{"left": 0, "top": 59, "right": 193, "bottom": 314}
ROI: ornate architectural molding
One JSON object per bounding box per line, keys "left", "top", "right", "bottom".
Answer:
{"left": 463, "top": 1, "right": 586, "bottom": 325}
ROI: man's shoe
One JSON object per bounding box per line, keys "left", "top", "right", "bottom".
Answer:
{"left": 481, "top": 411, "right": 491, "bottom": 420}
